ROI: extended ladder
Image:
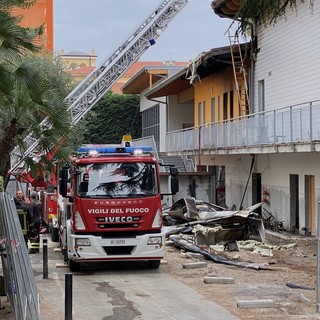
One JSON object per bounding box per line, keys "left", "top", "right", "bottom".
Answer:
{"left": 10, "top": 0, "right": 188, "bottom": 175}
{"left": 228, "top": 29, "right": 250, "bottom": 116}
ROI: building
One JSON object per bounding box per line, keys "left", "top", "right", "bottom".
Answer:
{"left": 127, "top": 1, "right": 320, "bottom": 235}
{"left": 12, "top": 0, "right": 53, "bottom": 53}
{"left": 122, "top": 61, "right": 189, "bottom": 152}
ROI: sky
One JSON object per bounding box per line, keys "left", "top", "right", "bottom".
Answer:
{"left": 53, "top": 0, "right": 234, "bottom": 65}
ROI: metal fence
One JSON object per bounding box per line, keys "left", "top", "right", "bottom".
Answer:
{"left": 166, "top": 100, "right": 320, "bottom": 152}
{"left": 0, "top": 192, "right": 40, "bottom": 320}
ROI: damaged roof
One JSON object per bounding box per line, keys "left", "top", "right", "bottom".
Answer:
{"left": 145, "top": 44, "right": 250, "bottom": 99}
{"left": 211, "top": 0, "right": 241, "bottom": 19}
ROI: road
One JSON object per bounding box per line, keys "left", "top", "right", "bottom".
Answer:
{"left": 1, "top": 235, "right": 238, "bottom": 320}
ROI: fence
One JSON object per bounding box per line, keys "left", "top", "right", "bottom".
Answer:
{"left": 0, "top": 192, "right": 40, "bottom": 320}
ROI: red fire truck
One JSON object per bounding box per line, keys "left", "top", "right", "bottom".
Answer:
{"left": 57, "top": 140, "right": 178, "bottom": 271}
{"left": 8, "top": 0, "right": 187, "bottom": 269}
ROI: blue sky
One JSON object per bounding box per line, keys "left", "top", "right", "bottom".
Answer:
{"left": 53, "top": 0, "right": 233, "bottom": 64}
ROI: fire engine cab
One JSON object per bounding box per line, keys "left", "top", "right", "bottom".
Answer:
{"left": 58, "top": 142, "right": 179, "bottom": 271}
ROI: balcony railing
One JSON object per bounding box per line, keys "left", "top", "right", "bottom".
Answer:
{"left": 166, "top": 100, "right": 320, "bottom": 153}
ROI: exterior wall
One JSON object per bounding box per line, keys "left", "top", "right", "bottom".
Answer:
{"left": 140, "top": 95, "right": 167, "bottom": 152}
{"left": 13, "top": 0, "right": 53, "bottom": 53}
{"left": 194, "top": 66, "right": 240, "bottom": 125}
{"left": 167, "top": 95, "right": 194, "bottom": 132}
{"left": 196, "top": 154, "right": 253, "bottom": 209}
{"left": 196, "top": 152, "right": 320, "bottom": 235}
{"left": 256, "top": 153, "right": 320, "bottom": 234}
{"left": 174, "top": 174, "right": 216, "bottom": 204}
{"left": 254, "top": 1, "right": 320, "bottom": 111}
{"left": 160, "top": 174, "right": 215, "bottom": 208}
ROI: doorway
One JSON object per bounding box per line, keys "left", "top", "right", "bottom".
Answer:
{"left": 252, "top": 172, "right": 262, "bottom": 215}
{"left": 289, "top": 174, "right": 299, "bottom": 233}
{"left": 305, "top": 175, "right": 315, "bottom": 235}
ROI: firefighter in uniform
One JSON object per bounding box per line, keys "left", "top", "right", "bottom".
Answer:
{"left": 28, "top": 191, "right": 43, "bottom": 253}
{"left": 14, "top": 190, "right": 32, "bottom": 249}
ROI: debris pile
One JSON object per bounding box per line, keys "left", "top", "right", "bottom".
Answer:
{"left": 163, "top": 197, "right": 265, "bottom": 242}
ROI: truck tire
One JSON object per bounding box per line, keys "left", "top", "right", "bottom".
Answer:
{"left": 148, "top": 260, "right": 161, "bottom": 269}
{"left": 51, "top": 227, "right": 59, "bottom": 243}
{"left": 69, "top": 259, "right": 81, "bottom": 272}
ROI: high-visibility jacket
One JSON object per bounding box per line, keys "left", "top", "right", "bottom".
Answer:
{"left": 16, "top": 208, "right": 29, "bottom": 235}
{"left": 14, "top": 199, "right": 32, "bottom": 236}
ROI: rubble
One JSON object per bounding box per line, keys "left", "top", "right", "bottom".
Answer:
{"left": 163, "top": 197, "right": 265, "bottom": 242}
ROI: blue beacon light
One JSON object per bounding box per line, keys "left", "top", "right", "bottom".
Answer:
{"left": 77, "top": 145, "right": 153, "bottom": 154}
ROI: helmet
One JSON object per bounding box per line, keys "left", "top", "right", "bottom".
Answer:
{"left": 30, "top": 191, "right": 38, "bottom": 200}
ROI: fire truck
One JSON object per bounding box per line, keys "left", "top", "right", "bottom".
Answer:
{"left": 58, "top": 137, "right": 179, "bottom": 270}
{"left": 9, "top": 0, "right": 187, "bottom": 270}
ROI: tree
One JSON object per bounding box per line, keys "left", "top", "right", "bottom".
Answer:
{"left": 236, "top": 0, "right": 314, "bottom": 33}
{"left": 82, "top": 92, "right": 142, "bottom": 144}
{"left": 0, "top": 1, "right": 73, "bottom": 185}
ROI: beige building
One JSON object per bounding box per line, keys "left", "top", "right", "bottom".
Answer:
{"left": 58, "top": 49, "right": 97, "bottom": 71}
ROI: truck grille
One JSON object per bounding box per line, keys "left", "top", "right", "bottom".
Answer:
{"left": 103, "top": 246, "right": 134, "bottom": 255}
{"left": 98, "top": 223, "right": 140, "bottom": 229}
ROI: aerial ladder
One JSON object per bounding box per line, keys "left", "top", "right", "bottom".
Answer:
{"left": 9, "top": 0, "right": 188, "bottom": 181}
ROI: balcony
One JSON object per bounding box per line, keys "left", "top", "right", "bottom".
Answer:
{"left": 166, "top": 100, "right": 320, "bottom": 155}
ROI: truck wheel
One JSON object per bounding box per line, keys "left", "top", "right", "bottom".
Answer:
{"left": 148, "top": 260, "right": 161, "bottom": 269}
{"left": 69, "top": 259, "right": 81, "bottom": 272}
{"left": 51, "top": 227, "right": 59, "bottom": 243}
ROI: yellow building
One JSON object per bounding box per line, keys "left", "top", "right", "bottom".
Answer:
{"left": 58, "top": 49, "right": 97, "bottom": 71}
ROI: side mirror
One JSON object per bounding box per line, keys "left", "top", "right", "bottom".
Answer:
{"left": 170, "top": 166, "right": 179, "bottom": 177}
{"left": 171, "top": 177, "right": 179, "bottom": 195}
{"left": 170, "top": 167, "right": 179, "bottom": 195}
{"left": 59, "top": 179, "right": 67, "bottom": 197}
{"left": 59, "top": 167, "right": 69, "bottom": 179}
{"left": 79, "top": 181, "right": 88, "bottom": 193}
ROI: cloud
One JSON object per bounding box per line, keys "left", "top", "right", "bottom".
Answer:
{"left": 54, "top": 0, "right": 232, "bottom": 63}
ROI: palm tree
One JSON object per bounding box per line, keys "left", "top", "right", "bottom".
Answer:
{"left": 0, "top": 1, "right": 72, "bottom": 185}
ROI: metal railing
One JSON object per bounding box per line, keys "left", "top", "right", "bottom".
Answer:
{"left": 0, "top": 192, "right": 40, "bottom": 320}
{"left": 166, "top": 100, "right": 320, "bottom": 153}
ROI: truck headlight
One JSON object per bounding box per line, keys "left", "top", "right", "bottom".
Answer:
{"left": 147, "top": 236, "right": 162, "bottom": 245}
{"left": 75, "top": 238, "right": 91, "bottom": 246}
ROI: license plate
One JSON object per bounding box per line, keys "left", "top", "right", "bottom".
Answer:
{"left": 110, "top": 239, "right": 125, "bottom": 245}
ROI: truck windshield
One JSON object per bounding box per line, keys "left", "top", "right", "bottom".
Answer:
{"left": 75, "top": 162, "right": 158, "bottom": 198}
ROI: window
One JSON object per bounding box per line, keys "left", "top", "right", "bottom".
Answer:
{"left": 142, "top": 104, "right": 160, "bottom": 150}
{"left": 198, "top": 102, "right": 202, "bottom": 126}
{"left": 203, "top": 101, "right": 206, "bottom": 124}
{"left": 76, "top": 162, "right": 158, "bottom": 198}
{"left": 211, "top": 98, "right": 215, "bottom": 123}
{"left": 223, "top": 92, "right": 228, "bottom": 120}
{"left": 229, "top": 90, "right": 234, "bottom": 119}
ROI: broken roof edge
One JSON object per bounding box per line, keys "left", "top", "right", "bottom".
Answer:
{"left": 211, "top": 0, "right": 240, "bottom": 19}
{"left": 145, "top": 43, "right": 250, "bottom": 99}
{"left": 144, "top": 67, "right": 189, "bottom": 99}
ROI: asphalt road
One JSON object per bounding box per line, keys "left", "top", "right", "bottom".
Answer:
{"left": 1, "top": 235, "right": 239, "bottom": 320}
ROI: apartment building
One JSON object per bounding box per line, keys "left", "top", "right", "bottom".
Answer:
{"left": 129, "top": 1, "right": 320, "bottom": 235}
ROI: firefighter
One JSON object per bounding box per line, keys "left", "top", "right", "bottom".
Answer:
{"left": 28, "top": 191, "right": 43, "bottom": 254}
{"left": 14, "top": 190, "right": 32, "bottom": 249}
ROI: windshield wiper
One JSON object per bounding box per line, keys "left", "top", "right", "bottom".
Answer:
{"left": 91, "top": 194, "right": 114, "bottom": 198}
{"left": 125, "top": 193, "right": 148, "bottom": 198}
